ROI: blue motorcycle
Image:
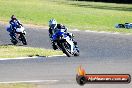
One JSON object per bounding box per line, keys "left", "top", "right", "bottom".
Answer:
{"left": 6, "top": 25, "right": 27, "bottom": 45}
{"left": 52, "top": 29, "right": 79, "bottom": 57}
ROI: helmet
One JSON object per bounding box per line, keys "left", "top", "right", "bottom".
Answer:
{"left": 11, "top": 15, "right": 16, "bottom": 20}
{"left": 49, "top": 19, "right": 57, "bottom": 29}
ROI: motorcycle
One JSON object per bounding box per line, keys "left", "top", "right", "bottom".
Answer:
{"left": 51, "top": 29, "right": 79, "bottom": 57}
{"left": 7, "top": 25, "right": 27, "bottom": 45}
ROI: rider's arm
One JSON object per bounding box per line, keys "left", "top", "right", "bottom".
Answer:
{"left": 57, "top": 24, "right": 68, "bottom": 32}
{"left": 9, "top": 20, "right": 16, "bottom": 30}
{"left": 9, "top": 20, "right": 14, "bottom": 25}
{"left": 17, "top": 19, "right": 23, "bottom": 26}
{"left": 49, "top": 28, "right": 53, "bottom": 38}
{"left": 49, "top": 28, "right": 53, "bottom": 34}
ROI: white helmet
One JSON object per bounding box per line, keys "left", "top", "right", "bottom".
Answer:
{"left": 49, "top": 19, "right": 57, "bottom": 29}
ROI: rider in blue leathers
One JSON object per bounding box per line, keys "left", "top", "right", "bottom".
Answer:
{"left": 48, "top": 19, "right": 77, "bottom": 50}
{"left": 7, "top": 15, "right": 23, "bottom": 39}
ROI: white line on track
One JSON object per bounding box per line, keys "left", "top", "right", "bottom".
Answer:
{"left": 0, "top": 54, "right": 66, "bottom": 61}
{"left": 0, "top": 56, "right": 38, "bottom": 61}
{"left": 0, "top": 80, "right": 59, "bottom": 84}
{"left": 46, "top": 54, "right": 66, "bottom": 57}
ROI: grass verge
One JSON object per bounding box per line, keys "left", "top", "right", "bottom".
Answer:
{"left": 0, "top": 84, "right": 35, "bottom": 88}
{"left": 0, "top": 45, "right": 63, "bottom": 58}
{"left": 0, "top": 0, "right": 132, "bottom": 33}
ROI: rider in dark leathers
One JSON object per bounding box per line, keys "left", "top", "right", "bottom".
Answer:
{"left": 7, "top": 15, "right": 23, "bottom": 39}
{"left": 48, "top": 19, "right": 77, "bottom": 50}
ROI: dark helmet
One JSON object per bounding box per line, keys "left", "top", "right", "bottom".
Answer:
{"left": 11, "top": 15, "right": 16, "bottom": 20}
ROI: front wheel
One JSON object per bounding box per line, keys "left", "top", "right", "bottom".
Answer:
{"left": 20, "top": 34, "right": 27, "bottom": 45}
{"left": 61, "top": 42, "right": 72, "bottom": 57}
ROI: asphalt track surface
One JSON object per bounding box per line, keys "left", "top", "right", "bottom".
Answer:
{"left": 0, "top": 23, "right": 132, "bottom": 88}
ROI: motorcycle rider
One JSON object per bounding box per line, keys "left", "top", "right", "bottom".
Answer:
{"left": 7, "top": 15, "right": 23, "bottom": 39}
{"left": 48, "top": 19, "right": 77, "bottom": 50}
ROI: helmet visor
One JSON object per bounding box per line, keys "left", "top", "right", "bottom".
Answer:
{"left": 50, "top": 24, "right": 56, "bottom": 29}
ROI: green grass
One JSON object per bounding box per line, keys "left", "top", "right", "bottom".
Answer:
{"left": 0, "top": 45, "right": 63, "bottom": 58}
{"left": 0, "top": 0, "right": 132, "bottom": 33}
{"left": 0, "top": 84, "right": 35, "bottom": 88}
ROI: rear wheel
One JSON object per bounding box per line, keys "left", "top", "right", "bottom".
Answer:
{"left": 11, "top": 39, "right": 18, "bottom": 45}
{"left": 10, "top": 33, "right": 18, "bottom": 45}
{"left": 74, "top": 51, "right": 79, "bottom": 56}
{"left": 11, "top": 37, "right": 18, "bottom": 45}
{"left": 74, "top": 48, "right": 79, "bottom": 56}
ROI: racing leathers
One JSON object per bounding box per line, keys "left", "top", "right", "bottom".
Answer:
{"left": 9, "top": 19, "right": 23, "bottom": 39}
{"left": 49, "top": 24, "right": 77, "bottom": 50}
